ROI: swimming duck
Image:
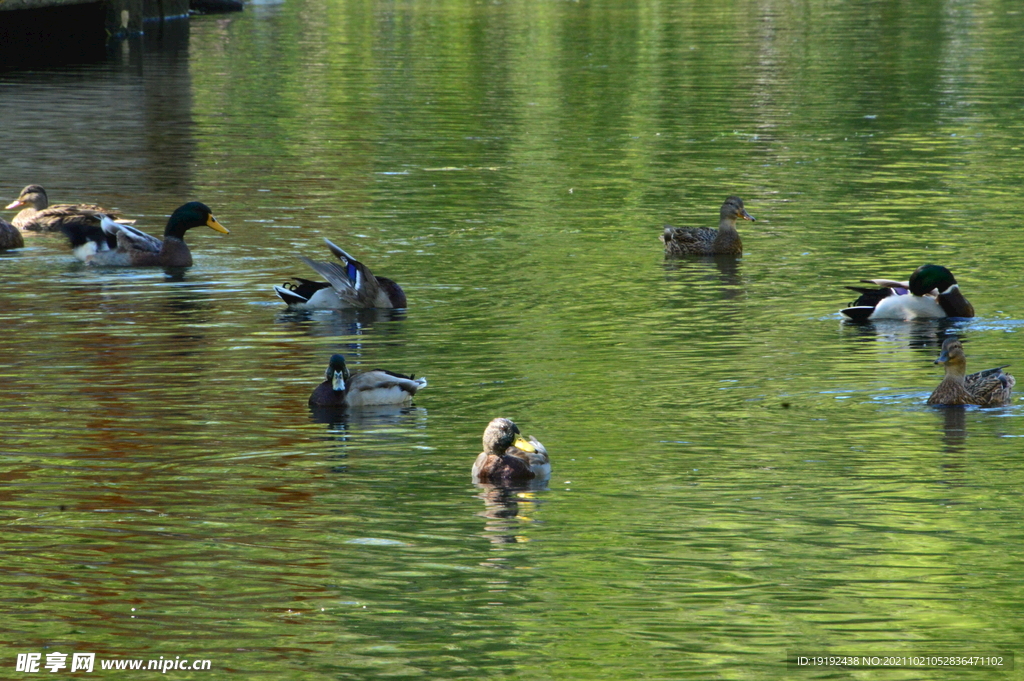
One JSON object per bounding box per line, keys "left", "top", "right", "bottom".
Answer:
{"left": 927, "top": 337, "right": 1014, "bottom": 407}
{"left": 275, "top": 238, "right": 407, "bottom": 309}
{"left": 661, "top": 196, "right": 755, "bottom": 256}
{"left": 5, "top": 184, "right": 124, "bottom": 233}
{"left": 308, "top": 354, "right": 427, "bottom": 407}
{"left": 0, "top": 217, "right": 24, "bottom": 250}
{"left": 472, "top": 418, "right": 551, "bottom": 485}
{"left": 840, "top": 264, "right": 974, "bottom": 321}
{"left": 62, "top": 201, "right": 228, "bottom": 267}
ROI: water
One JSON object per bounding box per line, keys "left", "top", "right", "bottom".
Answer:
{"left": 2, "top": 1, "right": 1024, "bottom": 678}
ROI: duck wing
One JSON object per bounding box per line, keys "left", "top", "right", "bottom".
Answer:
{"left": 859, "top": 278, "right": 910, "bottom": 289}
{"left": 966, "top": 368, "right": 1014, "bottom": 407}
{"left": 300, "top": 242, "right": 383, "bottom": 307}
{"left": 324, "top": 238, "right": 386, "bottom": 303}
{"left": 102, "top": 216, "right": 163, "bottom": 254}
{"left": 345, "top": 369, "right": 427, "bottom": 406}
{"left": 661, "top": 225, "right": 715, "bottom": 245}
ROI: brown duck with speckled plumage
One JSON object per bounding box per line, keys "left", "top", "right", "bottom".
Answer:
{"left": 927, "top": 337, "right": 1014, "bottom": 407}
{"left": 5, "top": 184, "right": 124, "bottom": 233}
{"left": 661, "top": 196, "right": 755, "bottom": 256}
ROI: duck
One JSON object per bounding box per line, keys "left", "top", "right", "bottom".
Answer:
{"left": 308, "top": 354, "right": 427, "bottom": 408}
{"left": 840, "top": 264, "right": 974, "bottom": 321}
{"left": 0, "top": 217, "right": 24, "bottom": 250}
{"left": 5, "top": 184, "right": 125, "bottom": 233}
{"left": 927, "top": 337, "right": 1014, "bottom": 407}
{"left": 661, "top": 196, "right": 755, "bottom": 256}
{"left": 472, "top": 418, "right": 551, "bottom": 485}
{"left": 61, "top": 201, "right": 228, "bottom": 267}
{"left": 275, "top": 238, "right": 407, "bottom": 309}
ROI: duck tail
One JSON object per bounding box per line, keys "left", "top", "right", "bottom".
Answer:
{"left": 61, "top": 220, "right": 112, "bottom": 261}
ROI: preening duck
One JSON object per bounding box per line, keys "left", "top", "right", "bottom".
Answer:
{"left": 661, "top": 196, "right": 755, "bottom": 257}
{"left": 840, "top": 264, "right": 974, "bottom": 321}
{"left": 471, "top": 418, "right": 551, "bottom": 485}
{"left": 275, "top": 238, "right": 407, "bottom": 309}
{"left": 927, "top": 337, "right": 1014, "bottom": 407}
{"left": 61, "top": 201, "right": 228, "bottom": 267}
{"left": 308, "top": 354, "right": 427, "bottom": 408}
{"left": 5, "top": 184, "right": 125, "bottom": 233}
{"left": 0, "top": 217, "right": 24, "bottom": 250}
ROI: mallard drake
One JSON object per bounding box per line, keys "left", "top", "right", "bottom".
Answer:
{"left": 661, "top": 196, "right": 755, "bottom": 256}
{"left": 927, "top": 337, "right": 1014, "bottom": 407}
{"left": 0, "top": 217, "right": 24, "bottom": 250}
{"left": 5, "top": 184, "right": 124, "bottom": 233}
{"left": 275, "top": 238, "right": 407, "bottom": 309}
{"left": 61, "top": 201, "right": 228, "bottom": 267}
{"left": 308, "top": 354, "right": 427, "bottom": 407}
{"left": 472, "top": 418, "right": 551, "bottom": 485}
{"left": 841, "top": 264, "right": 974, "bottom": 321}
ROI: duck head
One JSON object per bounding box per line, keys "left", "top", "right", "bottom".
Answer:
{"left": 909, "top": 264, "right": 974, "bottom": 317}
{"left": 164, "top": 201, "right": 229, "bottom": 240}
{"left": 721, "top": 196, "right": 755, "bottom": 223}
{"left": 935, "top": 337, "right": 968, "bottom": 372}
{"left": 483, "top": 418, "right": 537, "bottom": 455}
{"left": 909, "top": 264, "right": 957, "bottom": 296}
{"left": 5, "top": 184, "right": 47, "bottom": 211}
{"left": 325, "top": 354, "right": 352, "bottom": 392}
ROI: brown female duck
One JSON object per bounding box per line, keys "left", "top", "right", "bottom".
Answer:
{"left": 308, "top": 354, "right": 427, "bottom": 408}
{"left": 0, "top": 217, "right": 24, "bottom": 250}
{"left": 927, "top": 337, "right": 1014, "bottom": 407}
{"left": 5, "top": 184, "right": 123, "bottom": 233}
{"left": 661, "top": 196, "right": 755, "bottom": 256}
{"left": 62, "top": 201, "right": 228, "bottom": 267}
{"left": 472, "top": 418, "right": 550, "bottom": 485}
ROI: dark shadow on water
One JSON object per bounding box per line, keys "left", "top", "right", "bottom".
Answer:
{"left": 937, "top": 405, "right": 968, "bottom": 456}
{"left": 309, "top": 404, "right": 426, "bottom": 428}
{"left": 276, "top": 307, "right": 408, "bottom": 339}
{"left": 839, "top": 317, "right": 969, "bottom": 353}
{"left": 0, "top": 3, "right": 107, "bottom": 71}
{"left": 663, "top": 254, "right": 743, "bottom": 300}
{"left": 474, "top": 481, "right": 549, "bottom": 547}
{"left": 163, "top": 266, "right": 189, "bottom": 281}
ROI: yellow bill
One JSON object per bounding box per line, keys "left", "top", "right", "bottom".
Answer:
{"left": 513, "top": 434, "right": 536, "bottom": 453}
{"left": 207, "top": 214, "right": 230, "bottom": 234}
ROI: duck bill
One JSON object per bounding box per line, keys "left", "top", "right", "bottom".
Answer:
{"left": 934, "top": 349, "right": 949, "bottom": 365}
{"left": 512, "top": 435, "right": 536, "bottom": 453}
{"left": 5, "top": 199, "right": 24, "bottom": 210}
{"left": 207, "top": 215, "right": 230, "bottom": 234}
{"left": 332, "top": 371, "right": 346, "bottom": 392}
{"left": 741, "top": 209, "right": 755, "bottom": 222}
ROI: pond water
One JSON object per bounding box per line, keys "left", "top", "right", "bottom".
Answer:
{"left": 2, "top": 1, "right": 1024, "bottom": 678}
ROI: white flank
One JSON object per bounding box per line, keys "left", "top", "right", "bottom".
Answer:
{"left": 871, "top": 293, "right": 945, "bottom": 320}
{"left": 307, "top": 288, "right": 345, "bottom": 309}
{"left": 72, "top": 241, "right": 99, "bottom": 262}
{"left": 347, "top": 385, "right": 416, "bottom": 406}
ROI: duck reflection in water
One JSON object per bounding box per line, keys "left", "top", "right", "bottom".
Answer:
{"left": 309, "top": 403, "right": 426, "bottom": 428}
{"left": 939, "top": 406, "right": 968, "bottom": 457}
{"left": 476, "top": 485, "right": 548, "bottom": 546}
{"left": 663, "top": 254, "right": 744, "bottom": 301}
{"left": 275, "top": 306, "right": 408, "bottom": 340}
{"left": 839, "top": 317, "right": 965, "bottom": 354}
